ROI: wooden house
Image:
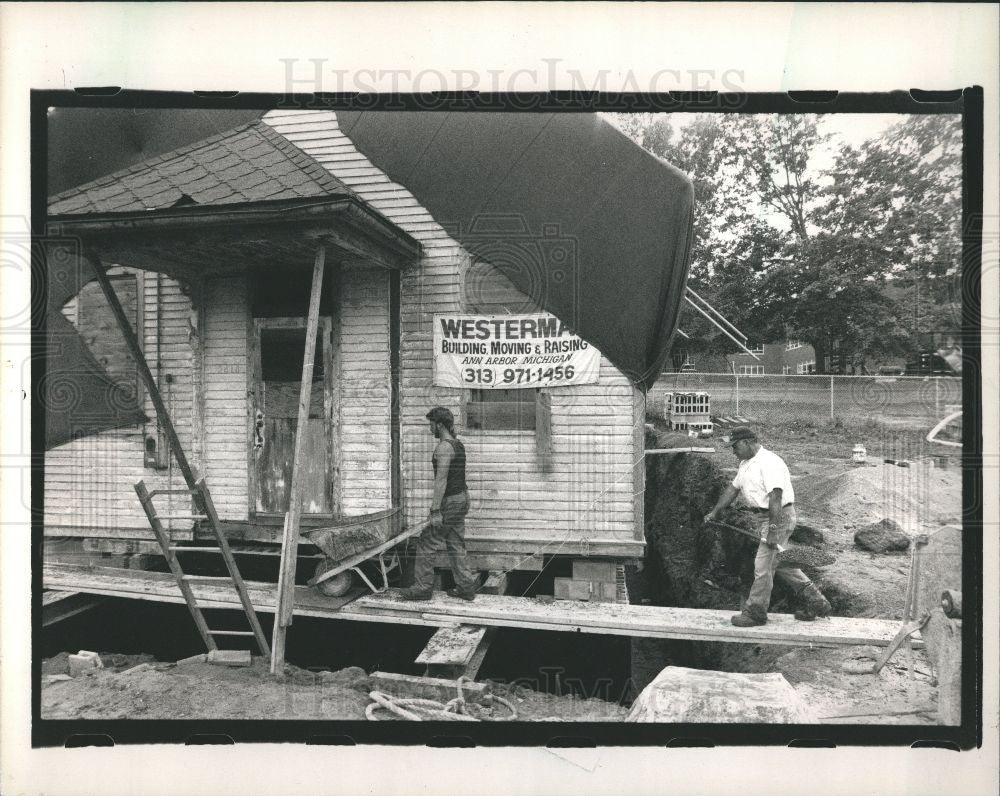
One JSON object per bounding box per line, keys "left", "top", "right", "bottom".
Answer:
{"left": 44, "top": 109, "right": 694, "bottom": 583}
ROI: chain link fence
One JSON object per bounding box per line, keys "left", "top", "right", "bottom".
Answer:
{"left": 649, "top": 373, "right": 963, "bottom": 429}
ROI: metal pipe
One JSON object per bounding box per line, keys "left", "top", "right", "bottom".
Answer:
{"left": 684, "top": 296, "right": 761, "bottom": 360}
{"left": 686, "top": 287, "right": 747, "bottom": 342}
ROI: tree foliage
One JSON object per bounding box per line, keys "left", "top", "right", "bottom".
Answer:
{"left": 612, "top": 111, "right": 962, "bottom": 372}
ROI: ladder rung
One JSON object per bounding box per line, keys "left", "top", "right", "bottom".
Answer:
{"left": 158, "top": 515, "right": 208, "bottom": 521}
{"left": 148, "top": 488, "right": 199, "bottom": 497}
{"left": 169, "top": 546, "right": 221, "bottom": 552}
{"left": 181, "top": 575, "right": 234, "bottom": 582}
{"left": 207, "top": 630, "right": 255, "bottom": 636}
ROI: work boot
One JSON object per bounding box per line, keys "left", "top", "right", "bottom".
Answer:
{"left": 794, "top": 582, "right": 832, "bottom": 621}
{"left": 394, "top": 586, "right": 433, "bottom": 601}
{"left": 446, "top": 588, "right": 476, "bottom": 602}
{"left": 731, "top": 605, "right": 767, "bottom": 627}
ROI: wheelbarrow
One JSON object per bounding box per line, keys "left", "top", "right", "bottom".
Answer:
{"left": 302, "top": 508, "right": 429, "bottom": 597}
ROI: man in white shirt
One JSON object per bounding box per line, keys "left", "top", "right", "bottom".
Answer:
{"left": 704, "top": 426, "right": 831, "bottom": 627}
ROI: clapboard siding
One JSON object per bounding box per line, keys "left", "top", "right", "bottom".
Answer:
{"left": 45, "top": 269, "right": 196, "bottom": 538}
{"left": 338, "top": 265, "right": 392, "bottom": 515}
{"left": 266, "top": 111, "right": 642, "bottom": 551}
{"left": 202, "top": 275, "right": 249, "bottom": 519}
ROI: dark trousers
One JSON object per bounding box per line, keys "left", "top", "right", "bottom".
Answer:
{"left": 412, "top": 492, "right": 477, "bottom": 593}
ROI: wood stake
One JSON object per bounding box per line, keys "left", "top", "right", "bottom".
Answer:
{"left": 270, "top": 245, "right": 326, "bottom": 675}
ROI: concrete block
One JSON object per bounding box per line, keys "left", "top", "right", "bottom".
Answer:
{"left": 207, "top": 649, "right": 252, "bottom": 667}
{"left": 68, "top": 651, "right": 104, "bottom": 676}
{"left": 554, "top": 577, "right": 618, "bottom": 602}
{"left": 571, "top": 560, "right": 618, "bottom": 582}
{"left": 177, "top": 653, "right": 207, "bottom": 666}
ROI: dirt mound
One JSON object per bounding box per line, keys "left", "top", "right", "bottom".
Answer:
{"left": 40, "top": 653, "right": 627, "bottom": 722}
{"left": 854, "top": 519, "right": 911, "bottom": 553}
{"left": 797, "top": 460, "right": 961, "bottom": 532}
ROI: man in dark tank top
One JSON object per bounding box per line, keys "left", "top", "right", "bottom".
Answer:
{"left": 396, "top": 406, "right": 477, "bottom": 601}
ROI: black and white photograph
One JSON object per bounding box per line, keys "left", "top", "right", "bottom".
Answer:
{"left": 1, "top": 3, "right": 997, "bottom": 795}
{"left": 34, "top": 100, "right": 970, "bottom": 725}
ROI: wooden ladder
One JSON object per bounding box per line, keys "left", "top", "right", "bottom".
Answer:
{"left": 135, "top": 478, "right": 271, "bottom": 657}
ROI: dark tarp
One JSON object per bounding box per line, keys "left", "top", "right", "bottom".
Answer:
{"left": 44, "top": 108, "right": 693, "bottom": 447}
{"left": 334, "top": 112, "right": 694, "bottom": 389}
{"left": 44, "top": 109, "right": 263, "bottom": 449}
{"left": 43, "top": 248, "right": 149, "bottom": 448}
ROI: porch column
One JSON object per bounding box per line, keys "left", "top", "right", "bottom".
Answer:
{"left": 271, "top": 244, "right": 327, "bottom": 675}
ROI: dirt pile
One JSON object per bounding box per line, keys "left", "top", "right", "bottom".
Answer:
{"left": 798, "top": 460, "right": 961, "bottom": 532}
{"left": 40, "top": 653, "right": 628, "bottom": 722}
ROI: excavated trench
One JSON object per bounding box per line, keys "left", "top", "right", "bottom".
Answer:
{"left": 629, "top": 429, "right": 813, "bottom": 691}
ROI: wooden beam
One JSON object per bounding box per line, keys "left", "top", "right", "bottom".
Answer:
{"left": 416, "top": 624, "right": 488, "bottom": 678}
{"left": 632, "top": 385, "right": 645, "bottom": 544}
{"left": 41, "top": 591, "right": 105, "bottom": 627}
{"left": 270, "top": 245, "right": 327, "bottom": 676}
{"left": 535, "top": 389, "right": 553, "bottom": 473}
{"left": 45, "top": 563, "right": 918, "bottom": 649}
{"left": 327, "top": 261, "right": 343, "bottom": 518}
{"left": 645, "top": 447, "right": 716, "bottom": 455}
{"left": 87, "top": 249, "right": 197, "bottom": 487}
{"left": 389, "top": 269, "right": 402, "bottom": 509}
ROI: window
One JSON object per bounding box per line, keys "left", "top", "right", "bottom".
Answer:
{"left": 782, "top": 365, "right": 793, "bottom": 375}
{"left": 739, "top": 365, "right": 764, "bottom": 376}
{"left": 785, "top": 339, "right": 803, "bottom": 350}
{"left": 747, "top": 343, "right": 765, "bottom": 355}
{"left": 797, "top": 361, "right": 816, "bottom": 374}
{"left": 465, "top": 388, "right": 537, "bottom": 431}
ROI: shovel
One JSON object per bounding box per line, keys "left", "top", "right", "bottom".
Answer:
{"left": 706, "top": 519, "right": 787, "bottom": 553}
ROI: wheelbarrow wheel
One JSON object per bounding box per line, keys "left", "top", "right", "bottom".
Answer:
{"left": 313, "top": 559, "right": 354, "bottom": 597}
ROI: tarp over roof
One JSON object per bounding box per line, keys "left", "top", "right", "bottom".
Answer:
{"left": 45, "top": 109, "right": 694, "bottom": 447}
{"left": 332, "top": 111, "right": 694, "bottom": 388}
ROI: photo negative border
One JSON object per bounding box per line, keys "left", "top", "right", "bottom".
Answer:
{"left": 30, "top": 87, "right": 984, "bottom": 750}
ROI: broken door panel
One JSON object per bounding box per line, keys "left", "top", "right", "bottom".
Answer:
{"left": 252, "top": 319, "right": 333, "bottom": 515}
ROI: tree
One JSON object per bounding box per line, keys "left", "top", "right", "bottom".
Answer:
{"left": 623, "top": 111, "right": 962, "bottom": 372}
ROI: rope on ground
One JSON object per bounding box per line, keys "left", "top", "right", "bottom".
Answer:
{"left": 365, "top": 676, "right": 518, "bottom": 721}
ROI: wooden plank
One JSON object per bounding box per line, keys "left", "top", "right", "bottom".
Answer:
{"left": 535, "top": 389, "right": 553, "bottom": 472}
{"left": 271, "top": 245, "right": 326, "bottom": 675}
{"left": 41, "top": 591, "right": 106, "bottom": 627}
{"left": 44, "top": 563, "right": 919, "bottom": 649}
{"left": 389, "top": 269, "right": 401, "bottom": 509}
{"left": 415, "top": 624, "right": 487, "bottom": 666}
{"left": 571, "top": 560, "right": 618, "bottom": 582}
{"left": 645, "top": 447, "right": 716, "bottom": 454}
{"left": 326, "top": 260, "right": 343, "bottom": 519}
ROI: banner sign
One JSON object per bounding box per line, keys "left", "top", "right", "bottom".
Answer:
{"left": 433, "top": 314, "right": 601, "bottom": 389}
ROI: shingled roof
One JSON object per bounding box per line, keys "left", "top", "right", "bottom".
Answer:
{"left": 48, "top": 121, "right": 354, "bottom": 215}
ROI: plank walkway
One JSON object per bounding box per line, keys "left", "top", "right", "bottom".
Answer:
{"left": 43, "top": 563, "right": 920, "bottom": 648}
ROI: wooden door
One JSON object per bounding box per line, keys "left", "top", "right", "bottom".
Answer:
{"left": 250, "top": 317, "right": 333, "bottom": 517}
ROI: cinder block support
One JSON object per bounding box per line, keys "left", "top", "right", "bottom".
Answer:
{"left": 555, "top": 560, "right": 627, "bottom": 603}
